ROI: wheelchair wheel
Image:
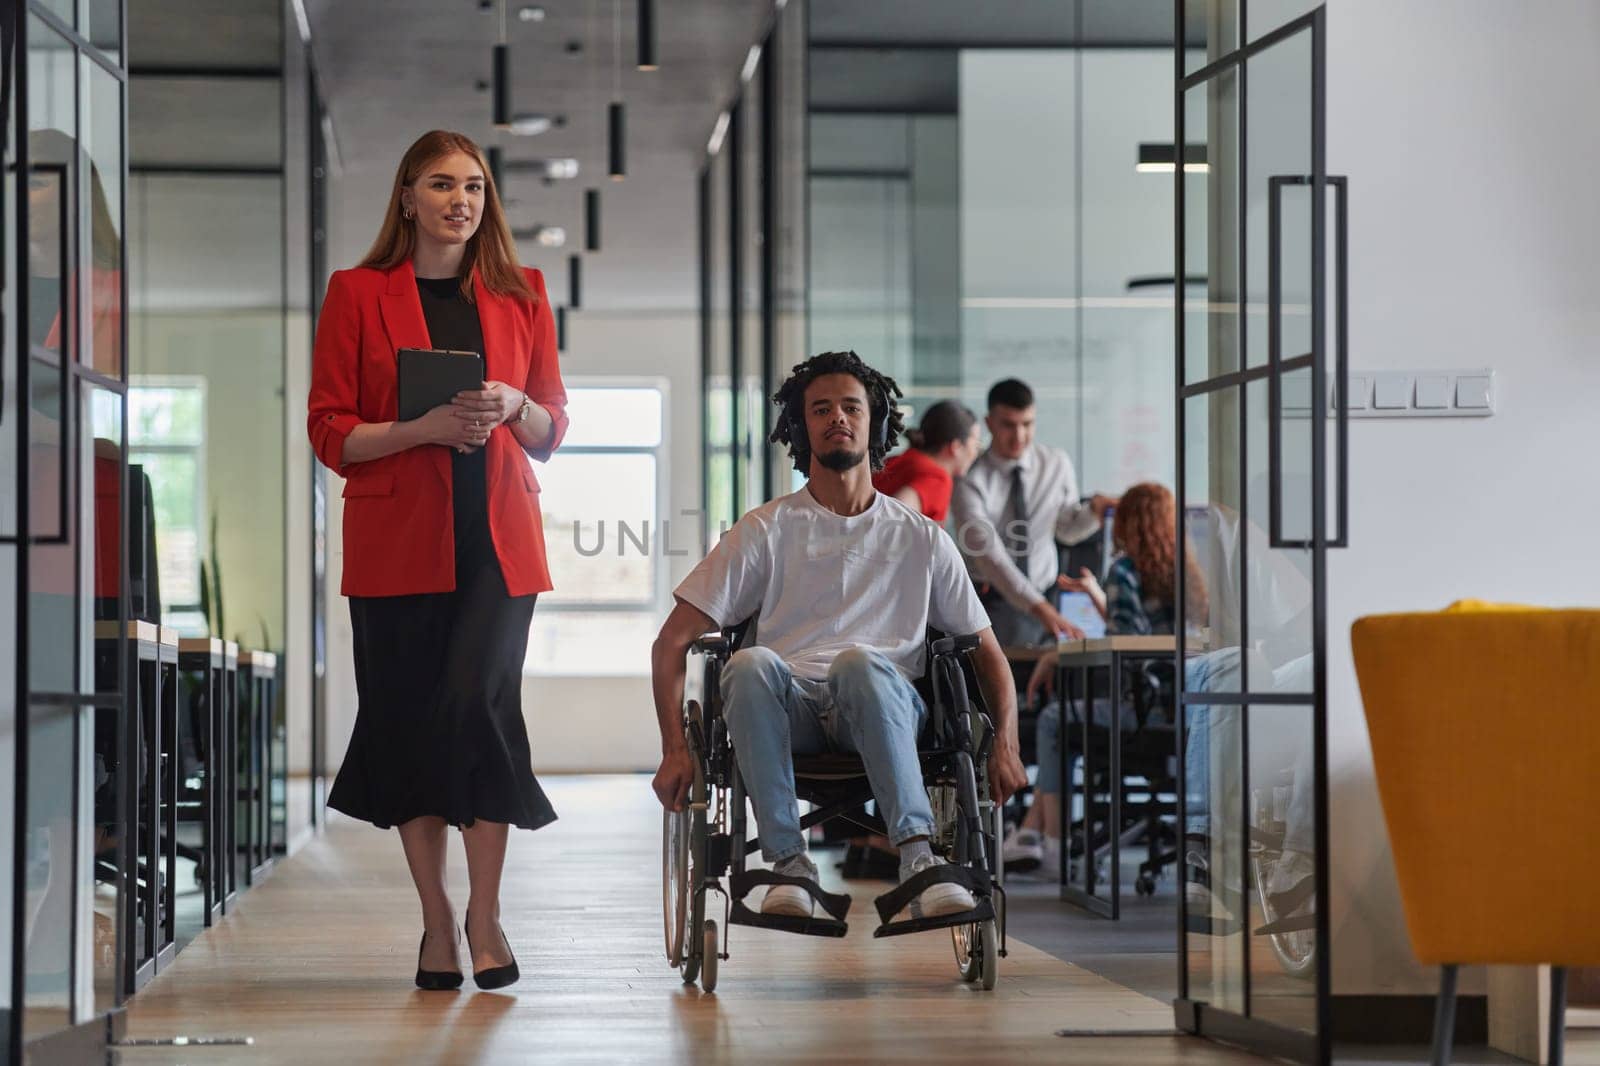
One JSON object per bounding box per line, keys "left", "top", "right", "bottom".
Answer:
{"left": 952, "top": 922, "right": 983, "bottom": 983}
{"left": 663, "top": 807, "right": 689, "bottom": 967}
{"left": 976, "top": 919, "right": 999, "bottom": 990}
{"left": 700, "top": 919, "right": 719, "bottom": 993}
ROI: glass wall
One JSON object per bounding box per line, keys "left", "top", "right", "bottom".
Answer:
{"left": 2, "top": 0, "right": 129, "bottom": 1053}
{"left": 804, "top": 4, "right": 1181, "bottom": 505}
{"left": 700, "top": 0, "right": 807, "bottom": 518}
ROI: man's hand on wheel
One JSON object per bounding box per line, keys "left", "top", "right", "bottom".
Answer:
{"left": 988, "top": 741, "right": 1029, "bottom": 806}
{"left": 652, "top": 747, "right": 696, "bottom": 812}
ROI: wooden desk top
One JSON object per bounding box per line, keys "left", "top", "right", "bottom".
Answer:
{"left": 178, "top": 637, "right": 224, "bottom": 656}
{"left": 1056, "top": 634, "right": 1181, "bottom": 660}
{"left": 238, "top": 650, "right": 277, "bottom": 671}
{"left": 94, "top": 619, "right": 161, "bottom": 644}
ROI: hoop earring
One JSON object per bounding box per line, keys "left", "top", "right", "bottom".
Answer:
{"left": 402, "top": 207, "right": 414, "bottom": 221}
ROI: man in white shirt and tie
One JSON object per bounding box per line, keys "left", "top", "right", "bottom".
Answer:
{"left": 951, "top": 378, "right": 1117, "bottom": 647}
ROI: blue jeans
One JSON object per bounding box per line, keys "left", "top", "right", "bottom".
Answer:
{"left": 720, "top": 646, "right": 935, "bottom": 863}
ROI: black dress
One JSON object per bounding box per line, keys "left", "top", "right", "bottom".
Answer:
{"left": 327, "top": 274, "right": 557, "bottom": 832}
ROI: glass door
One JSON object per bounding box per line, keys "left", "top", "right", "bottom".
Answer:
{"left": 1175, "top": 3, "right": 1344, "bottom": 1063}
{"left": 5, "top": 1, "right": 129, "bottom": 1059}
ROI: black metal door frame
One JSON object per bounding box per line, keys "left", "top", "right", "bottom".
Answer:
{"left": 1173, "top": 5, "right": 1342, "bottom": 1064}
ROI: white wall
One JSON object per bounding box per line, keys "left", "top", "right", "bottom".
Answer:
{"left": 1324, "top": 0, "right": 1600, "bottom": 994}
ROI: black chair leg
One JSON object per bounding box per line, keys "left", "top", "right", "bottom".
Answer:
{"left": 1431, "top": 964, "right": 1459, "bottom": 1066}
{"left": 1550, "top": 966, "right": 1568, "bottom": 1066}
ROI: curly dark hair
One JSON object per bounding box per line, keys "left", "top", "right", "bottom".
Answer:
{"left": 769, "top": 351, "right": 905, "bottom": 473}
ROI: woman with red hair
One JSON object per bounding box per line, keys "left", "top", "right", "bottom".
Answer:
{"left": 1002, "top": 482, "right": 1208, "bottom": 875}
{"left": 308, "top": 130, "right": 568, "bottom": 991}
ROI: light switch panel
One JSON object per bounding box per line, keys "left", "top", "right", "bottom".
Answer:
{"left": 1347, "top": 376, "right": 1370, "bottom": 410}
{"left": 1373, "top": 375, "right": 1411, "bottom": 409}
{"left": 1415, "top": 375, "right": 1450, "bottom": 409}
{"left": 1455, "top": 375, "right": 1493, "bottom": 410}
{"left": 1337, "top": 369, "right": 1495, "bottom": 418}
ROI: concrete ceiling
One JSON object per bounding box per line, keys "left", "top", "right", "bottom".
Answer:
{"left": 305, "top": 0, "right": 776, "bottom": 312}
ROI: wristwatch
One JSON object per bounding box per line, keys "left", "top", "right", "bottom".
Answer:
{"left": 516, "top": 393, "right": 533, "bottom": 423}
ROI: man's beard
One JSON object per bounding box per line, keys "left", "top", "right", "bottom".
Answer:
{"left": 817, "top": 445, "right": 866, "bottom": 472}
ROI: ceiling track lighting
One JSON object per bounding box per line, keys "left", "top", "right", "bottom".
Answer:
{"left": 503, "top": 157, "right": 579, "bottom": 180}
{"left": 1136, "top": 142, "right": 1208, "bottom": 174}
{"left": 511, "top": 224, "right": 567, "bottom": 247}
{"left": 569, "top": 254, "right": 582, "bottom": 309}
{"left": 585, "top": 188, "right": 601, "bottom": 251}
{"left": 636, "top": 0, "right": 657, "bottom": 70}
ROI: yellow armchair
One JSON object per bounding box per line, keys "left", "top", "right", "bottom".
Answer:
{"left": 1351, "top": 605, "right": 1600, "bottom": 1064}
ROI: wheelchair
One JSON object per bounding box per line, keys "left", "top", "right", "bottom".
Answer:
{"left": 663, "top": 624, "right": 1008, "bottom": 993}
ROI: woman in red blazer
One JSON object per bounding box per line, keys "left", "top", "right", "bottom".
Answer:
{"left": 307, "top": 130, "right": 567, "bottom": 992}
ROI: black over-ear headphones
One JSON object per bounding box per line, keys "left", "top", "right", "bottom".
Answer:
{"left": 784, "top": 380, "right": 891, "bottom": 462}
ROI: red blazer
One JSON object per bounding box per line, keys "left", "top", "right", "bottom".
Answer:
{"left": 307, "top": 261, "right": 569, "bottom": 598}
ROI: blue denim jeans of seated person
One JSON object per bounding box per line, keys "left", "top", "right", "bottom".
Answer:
{"left": 719, "top": 645, "right": 935, "bottom": 863}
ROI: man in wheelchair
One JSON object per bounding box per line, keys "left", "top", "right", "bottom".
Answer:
{"left": 651, "top": 351, "right": 1026, "bottom": 929}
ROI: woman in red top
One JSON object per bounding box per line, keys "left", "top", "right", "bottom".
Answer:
{"left": 307, "top": 130, "right": 568, "bottom": 992}
{"left": 872, "top": 400, "right": 982, "bottom": 522}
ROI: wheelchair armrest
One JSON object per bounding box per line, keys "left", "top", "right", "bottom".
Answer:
{"left": 930, "top": 633, "right": 980, "bottom": 657}
{"left": 691, "top": 633, "right": 729, "bottom": 656}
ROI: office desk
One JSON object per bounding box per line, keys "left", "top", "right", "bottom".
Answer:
{"left": 1054, "top": 635, "right": 1179, "bottom": 919}
{"left": 94, "top": 620, "right": 180, "bottom": 995}
{"left": 178, "top": 638, "right": 235, "bottom": 924}
{"left": 237, "top": 650, "right": 277, "bottom": 886}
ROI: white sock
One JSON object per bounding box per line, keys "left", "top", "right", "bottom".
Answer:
{"left": 898, "top": 839, "right": 933, "bottom": 874}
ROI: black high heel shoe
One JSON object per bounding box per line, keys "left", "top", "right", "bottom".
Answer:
{"left": 465, "top": 911, "right": 520, "bottom": 991}
{"left": 415, "top": 930, "right": 464, "bottom": 991}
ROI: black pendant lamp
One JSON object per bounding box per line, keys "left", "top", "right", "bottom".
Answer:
{"left": 607, "top": 0, "right": 625, "bottom": 180}
{"left": 636, "top": 0, "right": 657, "bottom": 71}
{"left": 569, "top": 254, "right": 582, "bottom": 309}
{"left": 585, "top": 188, "right": 601, "bottom": 251}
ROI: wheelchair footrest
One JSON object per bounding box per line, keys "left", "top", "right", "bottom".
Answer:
{"left": 871, "top": 863, "right": 992, "bottom": 926}
{"left": 728, "top": 901, "right": 849, "bottom": 938}
{"left": 873, "top": 898, "right": 995, "bottom": 939}
{"left": 726, "top": 868, "right": 853, "bottom": 937}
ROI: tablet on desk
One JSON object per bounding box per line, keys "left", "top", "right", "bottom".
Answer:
{"left": 1057, "top": 589, "right": 1106, "bottom": 639}
{"left": 397, "top": 347, "right": 485, "bottom": 422}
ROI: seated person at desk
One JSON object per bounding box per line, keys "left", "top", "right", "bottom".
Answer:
{"left": 650, "top": 351, "right": 1026, "bottom": 918}
{"left": 872, "top": 400, "right": 982, "bottom": 524}
{"left": 950, "top": 378, "right": 1117, "bottom": 647}
{"left": 1002, "top": 481, "right": 1208, "bottom": 873}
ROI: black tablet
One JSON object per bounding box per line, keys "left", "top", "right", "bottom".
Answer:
{"left": 396, "top": 347, "right": 485, "bottom": 422}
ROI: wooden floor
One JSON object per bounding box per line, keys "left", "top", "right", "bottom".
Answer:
{"left": 119, "top": 775, "right": 1264, "bottom": 1066}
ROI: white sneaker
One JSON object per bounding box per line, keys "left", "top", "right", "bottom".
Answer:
{"left": 1040, "top": 835, "right": 1063, "bottom": 881}
{"left": 762, "top": 854, "right": 818, "bottom": 918}
{"left": 901, "top": 852, "right": 976, "bottom": 920}
{"left": 1001, "top": 826, "right": 1044, "bottom": 872}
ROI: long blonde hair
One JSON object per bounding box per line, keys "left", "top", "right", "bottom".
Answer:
{"left": 358, "top": 130, "right": 535, "bottom": 304}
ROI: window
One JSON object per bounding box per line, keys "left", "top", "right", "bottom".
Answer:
{"left": 128, "top": 378, "right": 207, "bottom": 621}
{"left": 525, "top": 383, "right": 668, "bottom": 676}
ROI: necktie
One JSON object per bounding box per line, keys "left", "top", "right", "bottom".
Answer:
{"left": 1006, "top": 465, "right": 1030, "bottom": 567}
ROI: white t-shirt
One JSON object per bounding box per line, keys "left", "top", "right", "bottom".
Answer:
{"left": 674, "top": 488, "right": 992, "bottom": 682}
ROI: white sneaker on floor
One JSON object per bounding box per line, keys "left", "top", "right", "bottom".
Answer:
{"left": 901, "top": 852, "right": 976, "bottom": 920}
{"left": 1001, "top": 826, "right": 1044, "bottom": 872}
{"left": 762, "top": 854, "right": 818, "bottom": 918}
